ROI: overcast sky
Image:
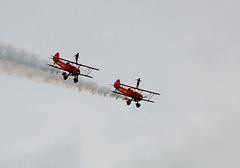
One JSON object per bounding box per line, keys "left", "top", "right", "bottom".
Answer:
{"left": 1, "top": 0, "right": 240, "bottom": 168}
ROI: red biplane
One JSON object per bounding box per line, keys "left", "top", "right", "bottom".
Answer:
{"left": 47, "top": 52, "right": 99, "bottom": 83}
{"left": 112, "top": 78, "right": 160, "bottom": 108}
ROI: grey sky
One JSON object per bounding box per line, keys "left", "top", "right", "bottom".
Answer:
{"left": 0, "top": 0, "right": 240, "bottom": 168}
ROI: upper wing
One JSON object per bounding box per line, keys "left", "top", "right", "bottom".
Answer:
{"left": 116, "top": 82, "right": 160, "bottom": 95}
{"left": 50, "top": 56, "right": 100, "bottom": 71}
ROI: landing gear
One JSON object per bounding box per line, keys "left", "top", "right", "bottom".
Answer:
{"left": 73, "top": 77, "right": 78, "bottom": 83}
{"left": 136, "top": 102, "right": 141, "bottom": 108}
{"left": 62, "top": 72, "right": 68, "bottom": 80}
{"left": 126, "top": 99, "right": 133, "bottom": 105}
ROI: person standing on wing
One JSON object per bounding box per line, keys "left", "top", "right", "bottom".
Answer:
{"left": 74, "top": 53, "right": 79, "bottom": 64}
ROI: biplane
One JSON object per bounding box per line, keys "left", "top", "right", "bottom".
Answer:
{"left": 47, "top": 52, "right": 99, "bottom": 83}
{"left": 111, "top": 78, "right": 160, "bottom": 108}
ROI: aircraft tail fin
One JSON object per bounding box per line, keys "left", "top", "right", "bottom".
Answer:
{"left": 53, "top": 52, "right": 59, "bottom": 63}
{"left": 54, "top": 52, "right": 59, "bottom": 57}
{"left": 114, "top": 79, "right": 120, "bottom": 88}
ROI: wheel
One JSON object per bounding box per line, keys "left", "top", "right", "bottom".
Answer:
{"left": 73, "top": 77, "right": 78, "bottom": 83}
{"left": 136, "top": 103, "right": 141, "bottom": 108}
{"left": 62, "top": 72, "right": 68, "bottom": 80}
{"left": 127, "top": 100, "right": 131, "bottom": 105}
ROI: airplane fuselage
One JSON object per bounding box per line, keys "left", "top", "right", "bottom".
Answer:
{"left": 53, "top": 53, "right": 80, "bottom": 76}
{"left": 114, "top": 79, "right": 143, "bottom": 102}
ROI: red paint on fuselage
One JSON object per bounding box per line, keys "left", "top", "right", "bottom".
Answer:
{"left": 53, "top": 53, "right": 80, "bottom": 75}
{"left": 114, "top": 79, "right": 143, "bottom": 101}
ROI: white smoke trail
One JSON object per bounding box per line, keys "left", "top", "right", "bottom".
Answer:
{"left": 0, "top": 42, "right": 121, "bottom": 99}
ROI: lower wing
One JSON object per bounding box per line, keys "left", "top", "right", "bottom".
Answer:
{"left": 47, "top": 63, "right": 65, "bottom": 71}
{"left": 111, "top": 90, "right": 154, "bottom": 103}
{"left": 47, "top": 63, "right": 93, "bottom": 78}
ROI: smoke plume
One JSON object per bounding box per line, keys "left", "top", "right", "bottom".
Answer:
{"left": 0, "top": 42, "right": 120, "bottom": 99}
